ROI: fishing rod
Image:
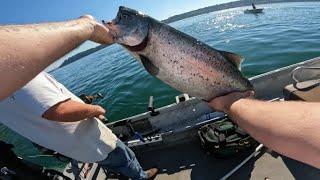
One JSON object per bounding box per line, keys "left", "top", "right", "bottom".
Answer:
{"left": 220, "top": 144, "right": 264, "bottom": 180}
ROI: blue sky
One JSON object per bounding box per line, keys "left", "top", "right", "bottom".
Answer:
{"left": 0, "top": 0, "right": 233, "bottom": 69}
{"left": 0, "top": 0, "right": 233, "bottom": 23}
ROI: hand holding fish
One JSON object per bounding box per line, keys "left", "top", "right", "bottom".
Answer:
{"left": 208, "top": 91, "right": 254, "bottom": 113}
{"left": 79, "top": 15, "right": 114, "bottom": 44}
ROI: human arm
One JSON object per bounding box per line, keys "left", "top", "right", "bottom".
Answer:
{"left": 209, "top": 92, "right": 320, "bottom": 168}
{"left": 14, "top": 72, "right": 106, "bottom": 122}
{"left": 42, "top": 99, "right": 106, "bottom": 122}
{"left": 0, "top": 15, "right": 113, "bottom": 100}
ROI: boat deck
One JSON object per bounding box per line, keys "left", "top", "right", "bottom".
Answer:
{"left": 65, "top": 138, "right": 319, "bottom": 180}
{"left": 135, "top": 139, "right": 320, "bottom": 180}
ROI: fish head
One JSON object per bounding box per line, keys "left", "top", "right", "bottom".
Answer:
{"left": 106, "top": 6, "right": 149, "bottom": 46}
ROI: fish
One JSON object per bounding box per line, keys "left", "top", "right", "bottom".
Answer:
{"left": 106, "top": 6, "right": 253, "bottom": 101}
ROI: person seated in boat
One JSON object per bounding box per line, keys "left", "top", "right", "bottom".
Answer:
{"left": 208, "top": 91, "right": 320, "bottom": 168}
{"left": 252, "top": 3, "right": 256, "bottom": 10}
{"left": 0, "top": 72, "right": 158, "bottom": 179}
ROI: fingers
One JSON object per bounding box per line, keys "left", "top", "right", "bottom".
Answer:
{"left": 208, "top": 91, "right": 255, "bottom": 113}
{"left": 94, "top": 23, "right": 114, "bottom": 44}
{"left": 97, "top": 114, "right": 106, "bottom": 120}
{"left": 93, "top": 105, "right": 106, "bottom": 115}
{"left": 97, "top": 114, "right": 108, "bottom": 124}
{"left": 245, "top": 90, "right": 255, "bottom": 98}
{"left": 90, "top": 23, "right": 114, "bottom": 44}
{"left": 78, "top": 14, "right": 114, "bottom": 44}
{"left": 79, "top": 15, "right": 96, "bottom": 21}
{"left": 229, "top": 91, "right": 254, "bottom": 100}
{"left": 92, "top": 105, "right": 109, "bottom": 123}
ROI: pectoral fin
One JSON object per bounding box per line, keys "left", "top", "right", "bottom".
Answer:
{"left": 139, "top": 55, "right": 159, "bottom": 76}
{"left": 218, "top": 50, "right": 244, "bottom": 70}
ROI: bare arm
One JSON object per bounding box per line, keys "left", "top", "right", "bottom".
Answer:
{"left": 0, "top": 15, "right": 113, "bottom": 100}
{"left": 42, "top": 99, "right": 106, "bottom": 122}
{"left": 209, "top": 92, "right": 320, "bottom": 168}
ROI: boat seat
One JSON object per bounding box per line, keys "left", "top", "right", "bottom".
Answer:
{"left": 283, "top": 79, "right": 320, "bottom": 102}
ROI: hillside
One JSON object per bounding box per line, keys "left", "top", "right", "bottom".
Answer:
{"left": 58, "top": 45, "right": 109, "bottom": 68}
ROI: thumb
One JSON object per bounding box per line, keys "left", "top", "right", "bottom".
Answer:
{"left": 97, "top": 114, "right": 106, "bottom": 120}
{"left": 93, "top": 105, "right": 106, "bottom": 115}
{"left": 97, "top": 115, "right": 108, "bottom": 123}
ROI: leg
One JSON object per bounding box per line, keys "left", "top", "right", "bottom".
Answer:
{"left": 98, "top": 140, "right": 147, "bottom": 180}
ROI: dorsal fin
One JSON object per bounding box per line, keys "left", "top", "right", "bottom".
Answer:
{"left": 218, "top": 50, "right": 244, "bottom": 70}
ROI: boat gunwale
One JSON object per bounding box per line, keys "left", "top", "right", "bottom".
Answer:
{"left": 110, "top": 56, "right": 320, "bottom": 124}
{"left": 249, "top": 56, "right": 320, "bottom": 81}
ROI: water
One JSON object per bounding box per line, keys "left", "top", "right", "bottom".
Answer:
{"left": 1, "top": 2, "right": 320, "bottom": 170}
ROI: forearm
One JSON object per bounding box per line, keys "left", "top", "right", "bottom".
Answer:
{"left": 0, "top": 18, "right": 94, "bottom": 100}
{"left": 43, "top": 100, "right": 103, "bottom": 122}
{"left": 228, "top": 99, "right": 320, "bottom": 168}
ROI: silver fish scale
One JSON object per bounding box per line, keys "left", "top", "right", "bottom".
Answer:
{"left": 125, "top": 18, "right": 252, "bottom": 101}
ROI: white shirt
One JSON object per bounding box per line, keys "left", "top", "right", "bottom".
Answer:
{"left": 0, "top": 72, "right": 117, "bottom": 163}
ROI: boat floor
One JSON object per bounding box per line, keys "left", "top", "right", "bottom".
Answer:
{"left": 70, "top": 138, "right": 319, "bottom": 179}
{"left": 63, "top": 138, "right": 320, "bottom": 179}
{"left": 135, "top": 139, "right": 320, "bottom": 180}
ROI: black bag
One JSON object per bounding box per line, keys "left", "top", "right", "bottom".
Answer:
{"left": 198, "top": 118, "right": 257, "bottom": 158}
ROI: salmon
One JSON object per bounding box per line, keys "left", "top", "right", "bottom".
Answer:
{"left": 106, "top": 6, "right": 253, "bottom": 101}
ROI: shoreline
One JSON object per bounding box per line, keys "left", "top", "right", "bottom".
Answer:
{"left": 162, "top": 0, "right": 320, "bottom": 23}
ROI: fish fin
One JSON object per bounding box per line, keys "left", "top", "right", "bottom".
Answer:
{"left": 218, "top": 50, "right": 244, "bottom": 69}
{"left": 139, "top": 55, "right": 159, "bottom": 76}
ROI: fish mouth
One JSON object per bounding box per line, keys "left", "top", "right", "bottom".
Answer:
{"left": 105, "top": 20, "right": 119, "bottom": 37}
{"left": 105, "top": 20, "right": 149, "bottom": 48}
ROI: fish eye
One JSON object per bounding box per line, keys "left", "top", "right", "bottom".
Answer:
{"left": 122, "top": 14, "right": 128, "bottom": 19}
